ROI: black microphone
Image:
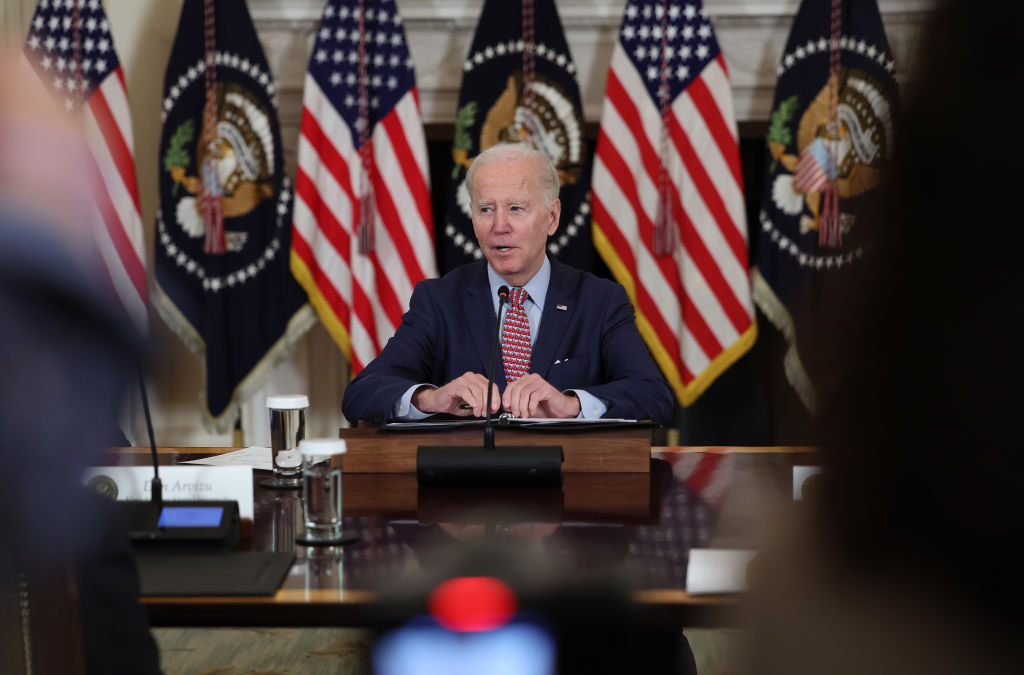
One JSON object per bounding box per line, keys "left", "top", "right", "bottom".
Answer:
{"left": 137, "top": 365, "right": 162, "bottom": 501}
{"left": 483, "top": 285, "right": 510, "bottom": 450}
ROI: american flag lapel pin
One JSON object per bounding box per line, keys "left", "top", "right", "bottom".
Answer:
{"left": 556, "top": 304, "right": 568, "bottom": 311}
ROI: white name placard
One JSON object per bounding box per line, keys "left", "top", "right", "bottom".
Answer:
{"left": 685, "top": 548, "right": 757, "bottom": 595}
{"left": 81, "top": 465, "right": 254, "bottom": 521}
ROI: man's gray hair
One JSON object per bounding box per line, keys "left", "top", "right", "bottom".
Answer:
{"left": 464, "top": 143, "right": 560, "bottom": 206}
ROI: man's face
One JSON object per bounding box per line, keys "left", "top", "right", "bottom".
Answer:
{"left": 470, "top": 157, "right": 560, "bottom": 287}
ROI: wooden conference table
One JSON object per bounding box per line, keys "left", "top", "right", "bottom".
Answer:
{"left": 104, "top": 444, "right": 817, "bottom": 628}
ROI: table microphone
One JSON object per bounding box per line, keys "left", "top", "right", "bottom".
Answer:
{"left": 416, "top": 285, "right": 563, "bottom": 486}
{"left": 138, "top": 366, "right": 162, "bottom": 501}
{"left": 109, "top": 366, "right": 240, "bottom": 551}
{"left": 482, "top": 285, "right": 510, "bottom": 450}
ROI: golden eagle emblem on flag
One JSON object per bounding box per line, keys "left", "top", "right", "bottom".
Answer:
{"left": 767, "top": 68, "right": 895, "bottom": 237}
{"left": 165, "top": 84, "right": 276, "bottom": 253}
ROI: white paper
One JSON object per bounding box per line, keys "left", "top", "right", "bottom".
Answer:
{"left": 792, "top": 465, "right": 824, "bottom": 500}
{"left": 685, "top": 548, "right": 757, "bottom": 595}
{"left": 181, "top": 446, "right": 273, "bottom": 471}
{"left": 81, "top": 465, "right": 255, "bottom": 521}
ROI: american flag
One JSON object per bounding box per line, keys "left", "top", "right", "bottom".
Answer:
{"left": 291, "top": 0, "right": 436, "bottom": 374}
{"left": 592, "top": 0, "right": 755, "bottom": 406}
{"left": 22, "top": 0, "right": 147, "bottom": 335}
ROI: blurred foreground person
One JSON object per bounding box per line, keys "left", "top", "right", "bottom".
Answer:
{"left": 0, "top": 49, "right": 159, "bottom": 673}
{"left": 749, "top": 2, "right": 1024, "bottom": 674}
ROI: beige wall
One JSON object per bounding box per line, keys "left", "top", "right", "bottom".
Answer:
{"left": 3, "top": 0, "right": 935, "bottom": 445}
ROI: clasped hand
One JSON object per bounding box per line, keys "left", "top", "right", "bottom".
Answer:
{"left": 411, "top": 371, "right": 581, "bottom": 419}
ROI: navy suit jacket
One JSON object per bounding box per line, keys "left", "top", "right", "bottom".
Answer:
{"left": 342, "top": 257, "right": 673, "bottom": 425}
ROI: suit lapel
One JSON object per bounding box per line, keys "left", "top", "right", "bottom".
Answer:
{"left": 531, "top": 258, "right": 575, "bottom": 380}
{"left": 464, "top": 262, "right": 501, "bottom": 382}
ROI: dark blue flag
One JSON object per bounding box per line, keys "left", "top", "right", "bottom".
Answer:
{"left": 441, "top": 0, "right": 594, "bottom": 273}
{"left": 153, "top": 0, "right": 312, "bottom": 430}
{"left": 753, "top": 0, "right": 899, "bottom": 413}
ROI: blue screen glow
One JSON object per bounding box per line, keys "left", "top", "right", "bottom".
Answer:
{"left": 158, "top": 506, "right": 223, "bottom": 528}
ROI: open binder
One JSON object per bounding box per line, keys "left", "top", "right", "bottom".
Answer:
{"left": 384, "top": 417, "right": 653, "bottom": 431}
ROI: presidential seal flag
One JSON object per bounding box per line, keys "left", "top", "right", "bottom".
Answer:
{"left": 753, "top": 0, "right": 898, "bottom": 413}
{"left": 442, "top": 0, "right": 594, "bottom": 273}
{"left": 22, "top": 0, "right": 147, "bottom": 336}
{"left": 592, "top": 0, "right": 755, "bottom": 407}
{"left": 290, "top": 0, "right": 436, "bottom": 375}
{"left": 153, "top": 0, "right": 312, "bottom": 429}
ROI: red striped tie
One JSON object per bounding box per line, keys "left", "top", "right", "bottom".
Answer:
{"left": 502, "top": 287, "right": 532, "bottom": 382}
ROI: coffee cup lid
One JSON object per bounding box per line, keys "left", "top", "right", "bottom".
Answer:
{"left": 298, "top": 439, "right": 347, "bottom": 456}
{"left": 266, "top": 394, "right": 309, "bottom": 410}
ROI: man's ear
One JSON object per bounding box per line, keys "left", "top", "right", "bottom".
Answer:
{"left": 547, "top": 197, "right": 561, "bottom": 236}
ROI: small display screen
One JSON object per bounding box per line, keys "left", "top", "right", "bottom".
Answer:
{"left": 158, "top": 506, "right": 224, "bottom": 528}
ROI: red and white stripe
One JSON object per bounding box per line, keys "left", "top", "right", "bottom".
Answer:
{"left": 291, "top": 74, "right": 436, "bottom": 373}
{"left": 593, "top": 49, "right": 755, "bottom": 405}
{"left": 82, "top": 68, "right": 148, "bottom": 335}
{"left": 794, "top": 145, "right": 830, "bottom": 193}
{"left": 672, "top": 452, "right": 733, "bottom": 511}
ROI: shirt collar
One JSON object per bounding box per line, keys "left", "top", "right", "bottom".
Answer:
{"left": 487, "top": 256, "right": 550, "bottom": 311}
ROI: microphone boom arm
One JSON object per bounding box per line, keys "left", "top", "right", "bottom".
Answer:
{"left": 483, "top": 285, "right": 509, "bottom": 450}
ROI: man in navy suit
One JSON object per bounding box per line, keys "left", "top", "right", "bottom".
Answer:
{"left": 342, "top": 144, "right": 672, "bottom": 425}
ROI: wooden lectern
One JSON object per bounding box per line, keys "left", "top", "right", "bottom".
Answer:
{"left": 338, "top": 424, "right": 652, "bottom": 473}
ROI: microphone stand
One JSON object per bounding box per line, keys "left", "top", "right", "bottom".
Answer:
{"left": 138, "top": 366, "right": 162, "bottom": 502}
{"left": 483, "top": 285, "right": 509, "bottom": 450}
{"left": 110, "top": 364, "right": 240, "bottom": 550}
